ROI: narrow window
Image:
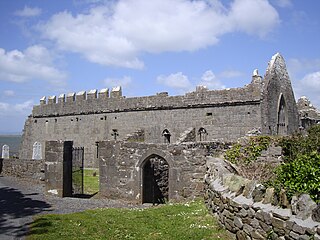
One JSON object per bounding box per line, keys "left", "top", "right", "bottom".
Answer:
{"left": 198, "top": 127, "right": 207, "bottom": 141}
{"left": 162, "top": 129, "right": 171, "bottom": 144}
{"left": 111, "top": 129, "right": 119, "bottom": 140}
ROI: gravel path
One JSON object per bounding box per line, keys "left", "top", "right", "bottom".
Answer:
{"left": 0, "top": 175, "right": 144, "bottom": 240}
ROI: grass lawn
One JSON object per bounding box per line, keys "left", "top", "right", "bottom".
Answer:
{"left": 27, "top": 200, "right": 232, "bottom": 240}
{"left": 83, "top": 169, "right": 99, "bottom": 195}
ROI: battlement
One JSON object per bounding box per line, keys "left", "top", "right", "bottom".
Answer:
{"left": 32, "top": 80, "right": 263, "bottom": 117}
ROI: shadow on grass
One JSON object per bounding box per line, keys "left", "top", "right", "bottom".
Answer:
{"left": 0, "top": 184, "right": 52, "bottom": 238}
{"left": 27, "top": 217, "right": 53, "bottom": 235}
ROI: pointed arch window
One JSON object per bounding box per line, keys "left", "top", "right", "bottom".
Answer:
{"left": 162, "top": 129, "right": 171, "bottom": 144}
{"left": 198, "top": 127, "right": 207, "bottom": 141}
{"left": 277, "top": 95, "right": 287, "bottom": 136}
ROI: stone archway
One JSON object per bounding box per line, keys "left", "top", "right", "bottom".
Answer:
{"left": 142, "top": 155, "right": 169, "bottom": 204}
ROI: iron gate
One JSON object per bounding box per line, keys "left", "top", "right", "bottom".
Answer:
{"left": 72, "top": 147, "right": 84, "bottom": 196}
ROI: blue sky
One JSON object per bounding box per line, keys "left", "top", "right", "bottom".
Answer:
{"left": 0, "top": 0, "right": 319, "bottom": 134}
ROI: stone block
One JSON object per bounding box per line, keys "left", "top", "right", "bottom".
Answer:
{"left": 234, "top": 216, "right": 243, "bottom": 229}
{"left": 312, "top": 204, "right": 320, "bottom": 222}
{"left": 289, "top": 231, "right": 299, "bottom": 240}
{"left": 236, "top": 230, "right": 249, "bottom": 240}
{"left": 272, "top": 208, "right": 292, "bottom": 220}
{"left": 243, "top": 224, "right": 253, "bottom": 235}
{"left": 271, "top": 217, "right": 286, "bottom": 229}
{"left": 251, "top": 230, "right": 265, "bottom": 240}
{"left": 263, "top": 187, "right": 275, "bottom": 204}
{"left": 252, "top": 184, "right": 266, "bottom": 202}
{"left": 292, "top": 194, "right": 317, "bottom": 220}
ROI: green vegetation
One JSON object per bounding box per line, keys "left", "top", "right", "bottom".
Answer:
{"left": 72, "top": 168, "right": 99, "bottom": 195}
{"left": 27, "top": 200, "right": 231, "bottom": 240}
{"left": 225, "top": 136, "right": 271, "bottom": 164}
{"left": 267, "top": 125, "right": 320, "bottom": 202}
{"left": 83, "top": 169, "right": 99, "bottom": 194}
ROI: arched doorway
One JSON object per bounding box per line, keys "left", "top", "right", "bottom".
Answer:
{"left": 277, "top": 95, "right": 287, "bottom": 135}
{"left": 142, "top": 155, "right": 169, "bottom": 204}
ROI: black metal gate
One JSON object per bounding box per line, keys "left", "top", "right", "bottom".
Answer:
{"left": 72, "top": 147, "right": 84, "bottom": 196}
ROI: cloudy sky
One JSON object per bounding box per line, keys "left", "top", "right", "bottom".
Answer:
{"left": 0, "top": 0, "right": 319, "bottom": 134}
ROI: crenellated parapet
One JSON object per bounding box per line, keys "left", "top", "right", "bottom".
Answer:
{"left": 32, "top": 81, "right": 263, "bottom": 118}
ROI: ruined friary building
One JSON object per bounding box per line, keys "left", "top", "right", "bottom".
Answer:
{"left": 18, "top": 53, "right": 303, "bottom": 202}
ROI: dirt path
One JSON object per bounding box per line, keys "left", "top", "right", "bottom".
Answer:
{"left": 0, "top": 176, "right": 142, "bottom": 240}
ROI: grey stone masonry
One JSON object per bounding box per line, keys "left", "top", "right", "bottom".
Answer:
{"left": 44, "top": 141, "right": 73, "bottom": 197}
{"left": 98, "top": 140, "right": 230, "bottom": 203}
{"left": 204, "top": 157, "right": 320, "bottom": 240}
{"left": 0, "top": 158, "right": 45, "bottom": 181}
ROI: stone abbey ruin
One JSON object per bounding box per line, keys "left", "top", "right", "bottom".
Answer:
{"left": 11, "top": 53, "right": 318, "bottom": 204}
{"left": 0, "top": 53, "right": 319, "bottom": 239}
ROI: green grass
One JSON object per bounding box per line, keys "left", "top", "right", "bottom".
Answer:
{"left": 27, "top": 200, "right": 231, "bottom": 240}
{"left": 83, "top": 169, "right": 99, "bottom": 194}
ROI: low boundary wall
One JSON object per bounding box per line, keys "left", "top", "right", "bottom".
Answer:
{"left": 0, "top": 158, "right": 45, "bottom": 181}
{"left": 204, "top": 157, "right": 320, "bottom": 240}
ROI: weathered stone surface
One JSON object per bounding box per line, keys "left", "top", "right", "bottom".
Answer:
{"left": 1, "top": 158, "right": 45, "bottom": 181}
{"left": 271, "top": 217, "right": 286, "bottom": 229}
{"left": 279, "top": 189, "right": 290, "bottom": 208}
{"left": 273, "top": 208, "right": 292, "bottom": 221}
{"left": 292, "top": 223, "right": 306, "bottom": 235}
{"left": 263, "top": 187, "right": 274, "bottom": 204}
{"left": 243, "top": 180, "right": 258, "bottom": 198}
{"left": 234, "top": 216, "right": 243, "bottom": 229}
{"left": 289, "top": 231, "right": 300, "bottom": 240}
{"left": 252, "top": 184, "right": 266, "bottom": 202}
{"left": 312, "top": 204, "right": 320, "bottom": 222}
{"left": 294, "top": 194, "right": 317, "bottom": 220}
{"left": 314, "top": 234, "right": 320, "bottom": 240}
{"left": 236, "top": 230, "right": 249, "bottom": 240}
{"left": 243, "top": 224, "right": 253, "bottom": 235}
{"left": 251, "top": 230, "right": 265, "bottom": 240}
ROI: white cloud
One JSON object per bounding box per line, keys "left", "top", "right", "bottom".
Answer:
{"left": 39, "top": 0, "right": 280, "bottom": 68}
{"left": 103, "top": 76, "right": 132, "bottom": 88}
{"left": 301, "top": 72, "right": 320, "bottom": 90}
{"left": 199, "top": 70, "right": 225, "bottom": 90}
{"left": 3, "top": 90, "right": 15, "bottom": 97}
{"left": 14, "top": 6, "right": 42, "bottom": 17}
{"left": 295, "top": 71, "right": 320, "bottom": 108}
{"left": 0, "top": 102, "right": 9, "bottom": 112}
{"left": 229, "top": 0, "right": 280, "bottom": 37}
{"left": 157, "top": 72, "right": 192, "bottom": 90}
{"left": 0, "top": 100, "right": 33, "bottom": 116}
{"left": 0, "top": 45, "right": 67, "bottom": 85}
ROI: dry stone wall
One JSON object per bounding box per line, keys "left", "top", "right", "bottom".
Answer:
{"left": 204, "top": 157, "right": 320, "bottom": 240}
{"left": 0, "top": 158, "right": 44, "bottom": 181}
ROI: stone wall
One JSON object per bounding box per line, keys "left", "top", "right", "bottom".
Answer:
{"left": 0, "top": 158, "right": 44, "bottom": 181}
{"left": 20, "top": 97, "right": 261, "bottom": 167}
{"left": 44, "top": 141, "right": 73, "bottom": 197}
{"left": 204, "top": 157, "right": 320, "bottom": 240}
{"left": 98, "top": 140, "right": 230, "bottom": 203}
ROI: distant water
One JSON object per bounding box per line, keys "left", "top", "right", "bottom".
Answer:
{"left": 0, "top": 135, "right": 22, "bottom": 157}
